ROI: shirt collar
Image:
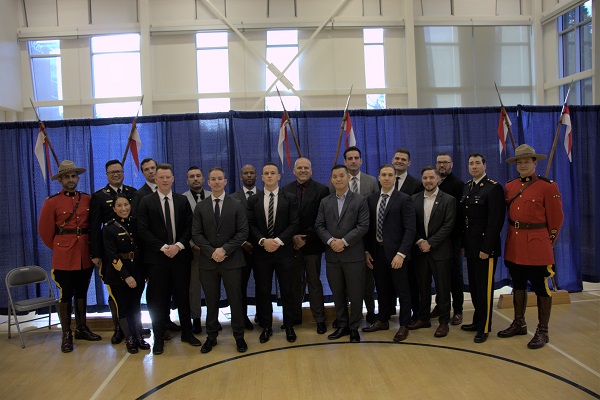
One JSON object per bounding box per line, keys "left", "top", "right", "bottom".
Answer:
{"left": 264, "top": 187, "right": 279, "bottom": 197}
{"left": 424, "top": 187, "right": 439, "bottom": 199}
{"left": 109, "top": 184, "right": 123, "bottom": 193}
{"left": 336, "top": 189, "right": 349, "bottom": 200}
{"left": 158, "top": 191, "right": 173, "bottom": 201}
{"left": 211, "top": 192, "right": 226, "bottom": 202}
{"left": 243, "top": 187, "right": 256, "bottom": 194}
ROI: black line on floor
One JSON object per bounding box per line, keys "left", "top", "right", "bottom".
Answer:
{"left": 135, "top": 341, "right": 600, "bottom": 399}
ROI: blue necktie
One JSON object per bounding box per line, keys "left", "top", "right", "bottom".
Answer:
{"left": 214, "top": 198, "right": 221, "bottom": 226}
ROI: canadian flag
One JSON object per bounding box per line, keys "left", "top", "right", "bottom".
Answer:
{"left": 562, "top": 105, "right": 573, "bottom": 162}
{"left": 278, "top": 113, "right": 292, "bottom": 170}
{"left": 344, "top": 112, "right": 356, "bottom": 148}
{"left": 497, "top": 109, "right": 511, "bottom": 160}
{"left": 34, "top": 123, "right": 52, "bottom": 181}
{"left": 128, "top": 120, "right": 142, "bottom": 170}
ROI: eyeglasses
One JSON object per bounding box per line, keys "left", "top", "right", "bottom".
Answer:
{"left": 436, "top": 161, "right": 451, "bottom": 165}
{"left": 107, "top": 170, "right": 124, "bottom": 175}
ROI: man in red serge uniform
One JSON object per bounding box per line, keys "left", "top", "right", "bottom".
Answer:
{"left": 498, "top": 145, "right": 563, "bottom": 349}
{"left": 39, "top": 160, "right": 102, "bottom": 353}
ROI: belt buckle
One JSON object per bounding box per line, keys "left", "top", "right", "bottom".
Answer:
{"left": 76, "top": 227, "right": 82, "bottom": 236}
{"left": 514, "top": 220, "right": 520, "bottom": 229}
{"left": 129, "top": 251, "right": 135, "bottom": 260}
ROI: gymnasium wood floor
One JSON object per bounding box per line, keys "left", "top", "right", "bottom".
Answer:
{"left": 1, "top": 288, "right": 598, "bottom": 400}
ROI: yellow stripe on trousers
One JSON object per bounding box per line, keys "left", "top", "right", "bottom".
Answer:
{"left": 51, "top": 269, "right": 63, "bottom": 302}
{"left": 544, "top": 264, "right": 555, "bottom": 297}
{"left": 484, "top": 258, "right": 494, "bottom": 334}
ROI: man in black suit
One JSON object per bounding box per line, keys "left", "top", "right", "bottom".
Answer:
{"left": 192, "top": 167, "right": 249, "bottom": 353}
{"left": 363, "top": 164, "right": 416, "bottom": 342}
{"left": 137, "top": 163, "right": 201, "bottom": 354}
{"left": 131, "top": 158, "right": 157, "bottom": 217}
{"left": 435, "top": 152, "right": 465, "bottom": 325}
{"left": 316, "top": 165, "right": 370, "bottom": 343}
{"left": 247, "top": 163, "right": 300, "bottom": 344}
{"left": 89, "top": 160, "right": 137, "bottom": 344}
{"left": 391, "top": 148, "right": 423, "bottom": 322}
{"left": 409, "top": 166, "right": 456, "bottom": 338}
{"left": 460, "top": 153, "right": 505, "bottom": 343}
{"left": 282, "top": 157, "right": 330, "bottom": 334}
{"left": 230, "top": 164, "right": 258, "bottom": 330}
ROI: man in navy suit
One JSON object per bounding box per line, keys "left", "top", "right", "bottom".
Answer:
{"left": 408, "top": 166, "right": 456, "bottom": 338}
{"left": 283, "top": 157, "right": 330, "bottom": 334}
{"left": 192, "top": 167, "right": 249, "bottom": 353}
{"left": 137, "top": 163, "right": 201, "bottom": 354}
{"left": 316, "top": 165, "right": 370, "bottom": 343}
{"left": 230, "top": 164, "right": 258, "bottom": 330}
{"left": 363, "top": 164, "right": 416, "bottom": 342}
{"left": 247, "top": 163, "right": 300, "bottom": 344}
{"left": 131, "top": 158, "right": 158, "bottom": 217}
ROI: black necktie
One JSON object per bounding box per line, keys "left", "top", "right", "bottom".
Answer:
{"left": 214, "top": 198, "right": 221, "bottom": 226}
{"left": 394, "top": 176, "right": 400, "bottom": 191}
{"left": 164, "top": 196, "right": 174, "bottom": 244}
{"left": 199, "top": 190, "right": 205, "bottom": 201}
{"left": 247, "top": 190, "right": 254, "bottom": 199}
{"left": 117, "top": 188, "right": 122, "bottom": 194}
{"left": 267, "top": 193, "right": 275, "bottom": 238}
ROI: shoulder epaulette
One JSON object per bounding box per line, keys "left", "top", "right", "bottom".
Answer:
{"left": 485, "top": 177, "right": 499, "bottom": 185}
{"left": 506, "top": 178, "right": 518, "bottom": 183}
{"left": 466, "top": 179, "right": 473, "bottom": 185}
{"left": 48, "top": 192, "right": 61, "bottom": 199}
{"left": 105, "top": 219, "right": 116, "bottom": 226}
{"left": 538, "top": 176, "right": 554, "bottom": 184}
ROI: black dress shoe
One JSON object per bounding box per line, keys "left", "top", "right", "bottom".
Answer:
{"left": 166, "top": 320, "right": 182, "bottom": 331}
{"left": 365, "top": 312, "right": 377, "bottom": 325}
{"left": 181, "top": 333, "right": 202, "bottom": 347}
{"left": 332, "top": 319, "right": 339, "bottom": 329}
{"left": 474, "top": 332, "right": 489, "bottom": 343}
{"left": 259, "top": 328, "right": 273, "bottom": 343}
{"left": 316, "top": 322, "right": 327, "bottom": 334}
{"left": 140, "top": 328, "right": 151, "bottom": 338}
{"left": 136, "top": 336, "right": 151, "bottom": 350}
{"left": 163, "top": 332, "right": 172, "bottom": 341}
{"left": 201, "top": 337, "right": 217, "bottom": 353}
{"left": 461, "top": 323, "right": 477, "bottom": 332}
{"left": 244, "top": 317, "right": 254, "bottom": 331}
{"left": 285, "top": 327, "right": 297, "bottom": 343}
{"left": 236, "top": 337, "right": 248, "bottom": 353}
{"left": 349, "top": 330, "right": 360, "bottom": 343}
{"left": 327, "top": 327, "right": 350, "bottom": 340}
{"left": 192, "top": 318, "right": 202, "bottom": 334}
{"left": 153, "top": 338, "right": 164, "bottom": 355}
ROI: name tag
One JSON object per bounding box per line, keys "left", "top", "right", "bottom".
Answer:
{"left": 118, "top": 232, "right": 126, "bottom": 236}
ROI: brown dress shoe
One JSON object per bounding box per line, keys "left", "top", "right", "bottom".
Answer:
{"left": 393, "top": 326, "right": 409, "bottom": 342}
{"left": 434, "top": 323, "right": 449, "bottom": 337}
{"left": 407, "top": 320, "right": 432, "bottom": 330}
{"left": 362, "top": 320, "right": 390, "bottom": 332}
{"left": 451, "top": 314, "right": 463, "bottom": 325}
{"left": 429, "top": 305, "right": 440, "bottom": 319}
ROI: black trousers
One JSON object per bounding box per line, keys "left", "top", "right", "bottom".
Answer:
{"left": 439, "top": 246, "right": 464, "bottom": 314}
{"left": 146, "top": 259, "right": 192, "bottom": 338}
{"left": 372, "top": 245, "right": 412, "bottom": 326}
{"left": 326, "top": 260, "right": 365, "bottom": 331}
{"left": 108, "top": 283, "right": 144, "bottom": 319}
{"left": 200, "top": 266, "right": 244, "bottom": 339}
{"left": 292, "top": 252, "right": 325, "bottom": 323}
{"left": 52, "top": 267, "right": 94, "bottom": 303}
{"left": 416, "top": 254, "right": 452, "bottom": 324}
{"left": 466, "top": 257, "right": 497, "bottom": 334}
{"left": 241, "top": 250, "right": 255, "bottom": 317}
{"left": 505, "top": 261, "right": 555, "bottom": 297}
{"left": 254, "top": 254, "right": 295, "bottom": 328}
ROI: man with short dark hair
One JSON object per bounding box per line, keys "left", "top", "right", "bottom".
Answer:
{"left": 283, "top": 157, "right": 329, "bottom": 334}
{"left": 138, "top": 163, "right": 201, "bottom": 355}
{"left": 316, "top": 165, "right": 370, "bottom": 343}
{"left": 90, "top": 159, "right": 136, "bottom": 345}
{"left": 460, "top": 153, "right": 505, "bottom": 343}
{"left": 391, "top": 148, "right": 424, "bottom": 195}
{"left": 183, "top": 166, "right": 211, "bottom": 334}
{"left": 131, "top": 158, "right": 158, "bottom": 217}
{"left": 409, "top": 166, "right": 456, "bottom": 338}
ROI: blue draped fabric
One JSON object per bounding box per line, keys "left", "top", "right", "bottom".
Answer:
{"left": 1, "top": 105, "right": 597, "bottom": 312}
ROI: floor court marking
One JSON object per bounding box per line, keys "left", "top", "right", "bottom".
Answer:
{"left": 89, "top": 351, "right": 130, "bottom": 400}
{"left": 132, "top": 341, "right": 600, "bottom": 400}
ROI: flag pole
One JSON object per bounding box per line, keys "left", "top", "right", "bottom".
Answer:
{"left": 333, "top": 85, "right": 353, "bottom": 168}
{"left": 121, "top": 95, "right": 144, "bottom": 166}
{"left": 544, "top": 81, "right": 573, "bottom": 178}
{"left": 276, "top": 87, "right": 302, "bottom": 158}
{"left": 494, "top": 82, "right": 517, "bottom": 152}
{"left": 30, "top": 98, "right": 60, "bottom": 168}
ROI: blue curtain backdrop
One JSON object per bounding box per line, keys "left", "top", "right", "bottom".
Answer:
{"left": 1, "top": 105, "right": 597, "bottom": 312}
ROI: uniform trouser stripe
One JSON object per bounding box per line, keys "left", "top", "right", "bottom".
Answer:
{"left": 544, "top": 264, "right": 555, "bottom": 297}
{"left": 483, "top": 258, "right": 494, "bottom": 334}
{"left": 107, "top": 285, "right": 119, "bottom": 315}
{"left": 51, "top": 269, "right": 64, "bottom": 302}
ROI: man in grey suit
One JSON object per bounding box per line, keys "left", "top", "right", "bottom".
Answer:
{"left": 192, "top": 167, "right": 248, "bottom": 354}
{"left": 408, "top": 166, "right": 456, "bottom": 338}
{"left": 183, "top": 166, "right": 211, "bottom": 334}
{"left": 316, "top": 165, "right": 370, "bottom": 343}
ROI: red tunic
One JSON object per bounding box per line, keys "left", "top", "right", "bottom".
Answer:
{"left": 38, "top": 190, "right": 93, "bottom": 271}
{"left": 504, "top": 173, "right": 563, "bottom": 266}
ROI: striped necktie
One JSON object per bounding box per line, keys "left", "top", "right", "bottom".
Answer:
{"left": 267, "top": 193, "right": 275, "bottom": 238}
{"left": 376, "top": 194, "right": 389, "bottom": 242}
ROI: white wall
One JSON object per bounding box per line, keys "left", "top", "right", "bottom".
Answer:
{"left": 3, "top": 0, "right": 595, "bottom": 121}
{"left": 0, "top": 0, "right": 22, "bottom": 117}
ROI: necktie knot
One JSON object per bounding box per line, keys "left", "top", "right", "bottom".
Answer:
{"left": 117, "top": 188, "right": 122, "bottom": 194}
{"left": 247, "top": 190, "right": 254, "bottom": 197}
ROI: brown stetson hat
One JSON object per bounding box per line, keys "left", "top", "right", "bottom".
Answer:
{"left": 506, "top": 144, "right": 547, "bottom": 163}
{"left": 51, "top": 160, "right": 87, "bottom": 180}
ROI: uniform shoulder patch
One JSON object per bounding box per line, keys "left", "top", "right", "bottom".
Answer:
{"left": 485, "top": 177, "right": 498, "bottom": 185}
{"left": 48, "top": 192, "right": 61, "bottom": 199}
{"left": 538, "top": 176, "right": 554, "bottom": 184}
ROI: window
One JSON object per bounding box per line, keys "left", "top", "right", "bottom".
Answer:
{"left": 28, "top": 40, "right": 63, "bottom": 120}
{"left": 558, "top": 1, "right": 592, "bottom": 105}
{"left": 363, "top": 29, "right": 386, "bottom": 109}
{"left": 91, "top": 34, "right": 142, "bottom": 118}
{"left": 265, "top": 30, "right": 300, "bottom": 111}
{"left": 196, "top": 32, "right": 230, "bottom": 113}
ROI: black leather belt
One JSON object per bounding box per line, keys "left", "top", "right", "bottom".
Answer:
{"left": 55, "top": 227, "right": 89, "bottom": 236}
{"left": 119, "top": 252, "right": 136, "bottom": 260}
{"left": 376, "top": 241, "right": 384, "bottom": 246}
{"left": 509, "top": 219, "right": 547, "bottom": 229}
